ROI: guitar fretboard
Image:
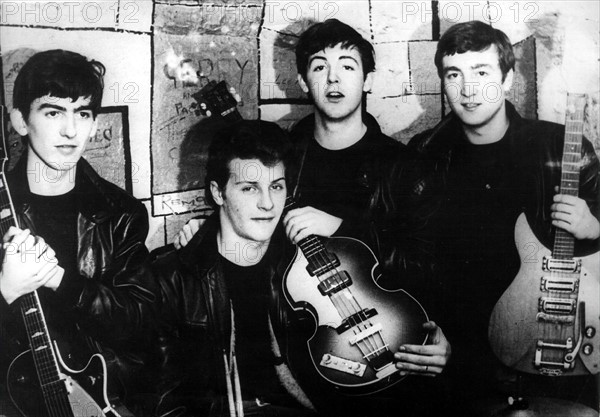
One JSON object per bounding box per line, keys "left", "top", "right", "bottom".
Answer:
{"left": 553, "top": 93, "right": 586, "bottom": 259}
{"left": 1, "top": 107, "right": 73, "bottom": 416}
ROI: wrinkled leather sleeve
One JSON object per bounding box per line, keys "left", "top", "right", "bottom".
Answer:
{"left": 365, "top": 145, "right": 442, "bottom": 308}
{"left": 55, "top": 200, "right": 159, "bottom": 345}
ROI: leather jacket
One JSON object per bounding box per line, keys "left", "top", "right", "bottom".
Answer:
{"left": 152, "top": 215, "right": 313, "bottom": 416}
{"left": 289, "top": 112, "right": 401, "bottom": 238}
{"left": 369, "top": 101, "right": 600, "bottom": 306}
{"left": 0, "top": 156, "right": 159, "bottom": 399}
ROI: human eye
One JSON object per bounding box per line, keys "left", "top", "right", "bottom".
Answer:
{"left": 445, "top": 72, "right": 459, "bottom": 80}
{"left": 311, "top": 64, "right": 325, "bottom": 72}
{"left": 241, "top": 185, "right": 256, "bottom": 193}
{"left": 478, "top": 71, "right": 488, "bottom": 77}
{"left": 79, "top": 111, "right": 93, "bottom": 119}
{"left": 271, "top": 182, "right": 285, "bottom": 191}
{"left": 45, "top": 110, "right": 60, "bottom": 118}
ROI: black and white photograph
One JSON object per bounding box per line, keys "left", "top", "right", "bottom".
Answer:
{"left": 0, "top": 1, "right": 598, "bottom": 416}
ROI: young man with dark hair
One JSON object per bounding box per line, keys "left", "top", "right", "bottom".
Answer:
{"left": 0, "top": 49, "right": 158, "bottom": 413}
{"left": 376, "top": 20, "right": 599, "bottom": 413}
{"left": 152, "top": 120, "right": 318, "bottom": 417}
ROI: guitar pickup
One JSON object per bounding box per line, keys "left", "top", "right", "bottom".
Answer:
{"left": 542, "top": 256, "right": 581, "bottom": 273}
{"left": 540, "top": 277, "right": 579, "bottom": 293}
{"left": 318, "top": 271, "right": 352, "bottom": 296}
{"left": 539, "top": 297, "right": 576, "bottom": 315}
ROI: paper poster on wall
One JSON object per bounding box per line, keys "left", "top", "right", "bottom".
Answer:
{"left": 84, "top": 106, "right": 132, "bottom": 193}
{"left": 150, "top": 3, "right": 260, "bottom": 196}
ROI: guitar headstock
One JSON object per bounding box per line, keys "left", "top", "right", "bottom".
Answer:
{"left": 192, "top": 80, "right": 242, "bottom": 123}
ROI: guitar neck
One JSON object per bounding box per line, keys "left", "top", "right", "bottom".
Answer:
{"left": 553, "top": 93, "right": 586, "bottom": 259}
{"left": 1, "top": 107, "right": 71, "bottom": 414}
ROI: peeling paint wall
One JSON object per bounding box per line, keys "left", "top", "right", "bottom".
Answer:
{"left": 1, "top": 1, "right": 598, "bottom": 250}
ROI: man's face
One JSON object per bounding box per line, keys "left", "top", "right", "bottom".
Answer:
{"left": 298, "top": 44, "right": 373, "bottom": 121}
{"left": 212, "top": 158, "right": 287, "bottom": 245}
{"left": 442, "top": 45, "right": 513, "bottom": 129}
{"left": 13, "top": 95, "right": 96, "bottom": 173}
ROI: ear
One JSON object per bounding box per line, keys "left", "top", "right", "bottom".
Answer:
{"left": 210, "top": 180, "right": 224, "bottom": 206}
{"left": 297, "top": 74, "right": 309, "bottom": 94}
{"left": 10, "top": 108, "right": 29, "bottom": 136}
{"left": 503, "top": 69, "right": 514, "bottom": 92}
{"left": 363, "top": 71, "right": 374, "bottom": 93}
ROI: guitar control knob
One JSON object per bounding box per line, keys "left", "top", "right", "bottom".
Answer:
{"left": 585, "top": 326, "right": 596, "bottom": 338}
{"left": 583, "top": 344, "right": 593, "bottom": 355}
{"left": 322, "top": 354, "right": 331, "bottom": 364}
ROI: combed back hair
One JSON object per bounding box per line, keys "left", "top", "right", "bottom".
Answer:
{"left": 434, "top": 20, "right": 515, "bottom": 81}
{"left": 13, "top": 49, "right": 105, "bottom": 120}
{"left": 295, "top": 18, "right": 375, "bottom": 80}
{"left": 205, "top": 120, "right": 293, "bottom": 208}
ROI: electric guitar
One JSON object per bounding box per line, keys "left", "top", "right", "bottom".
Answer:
{"left": 282, "top": 198, "right": 429, "bottom": 394}
{"left": 488, "top": 93, "right": 600, "bottom": 376}
{"left": 0, "top": 106, "right": 126, "bottom": 416}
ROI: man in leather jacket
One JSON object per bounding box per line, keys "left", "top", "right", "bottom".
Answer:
{"left": 0, "top": 50, "right": 159, "bottom": 413}
{"left": 372, "top": 21, "right": 600, "bottom": 413}
{"left": 152, "top": 120, "right": 318, "bottom": 416}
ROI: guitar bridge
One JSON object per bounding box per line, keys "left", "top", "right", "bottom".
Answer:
{"left": 534, "top": 338, "right": 576, "bottom": 372}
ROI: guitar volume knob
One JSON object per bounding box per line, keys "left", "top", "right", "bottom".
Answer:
{"left": 583, "top": 344, "right": 593, "bottom": 355}
{"left": 584, "top": 326, "right": 595, "bottom": 338}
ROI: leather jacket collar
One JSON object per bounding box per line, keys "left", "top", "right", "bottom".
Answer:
{"left": 7, "top": 153, "right": 119, "bottom": 225}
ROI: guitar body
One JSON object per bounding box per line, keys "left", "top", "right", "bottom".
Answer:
{"left": 7, "top": 348, "right": 116, "bottom": 417}
{"left": 489, "top": 213, "right": 600, "bottom": 376}
{"left": 284, "top": 236, "right": 428, "bottom": 394}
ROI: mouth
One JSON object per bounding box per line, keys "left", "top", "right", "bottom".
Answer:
{"left": 461, "top": 103, "right": 481, "bottom": 110}
{"left": 325, "top": 90, "right": 344, "bottom": 101}
{"left": 252, "top": 217, "right": 275, "bottom": 222}
{"left": 55, "top": 145, "right": 79, "bottom": 153}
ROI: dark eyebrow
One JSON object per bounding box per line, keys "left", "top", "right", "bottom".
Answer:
{"left": 308, "top": 56, "right": 326, "bottom": 66}
{"left": 442, "top": 66, "right": 461, "bottom": 75}
{"left": 271, "top": 176, "right": 286, "bottom": 183}
{"left": 36, "top": 103, "right": 93, "bottom": 112}
{"left": 339, "top": 55, "right": 359, "bottom": 65}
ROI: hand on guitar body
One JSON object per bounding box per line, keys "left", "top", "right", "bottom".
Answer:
{"left": 283, "top": 206, "right": 342, "bottom": 244}
{"left": 1, "top": 226, "right": 64, "bottom": 304}
{"left": 394, "top": 321, "right": 451, "bottom": 377}
{"left": 551, "top": 189, "right": 600, "bottom": 240}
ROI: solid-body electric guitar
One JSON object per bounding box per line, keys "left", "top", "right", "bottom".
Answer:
{"left": 283, "top": 201, "right": 429, "bottom": 394}
{"left": 1, "top": 106, "right": 125, "bottom": 416}
{"left": 488, "top": 93, "right": 600, "bottom": 376}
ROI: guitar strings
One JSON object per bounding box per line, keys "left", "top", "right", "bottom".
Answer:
{"left": 305, "top": 236, "right": 387, "bottom": 361}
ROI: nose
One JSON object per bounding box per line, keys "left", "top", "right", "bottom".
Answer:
{"left": 461, "top": 75, "right": 479, "bottom": 98}
{"left": 327, "top": 66, "right": 339, "bottom": 84}
{"left": 257, "top": 189, "right": 274, "bottom": 211}
{"left": 62, "top": 114, "right": 77, "bottom": 138}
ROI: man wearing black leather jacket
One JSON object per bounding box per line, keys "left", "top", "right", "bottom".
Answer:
{"left": 372, "top": 21, "right": 600, "bottom": 414}
{"left": 152, "top": 120, "right": 319, "bottom": 417}
{"left": 0, "top": 50, "right": 159, "bottom": 413}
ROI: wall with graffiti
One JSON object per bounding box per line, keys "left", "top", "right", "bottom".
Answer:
{"left": 1, "top": 1, "right": 598, "bottom": 250}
